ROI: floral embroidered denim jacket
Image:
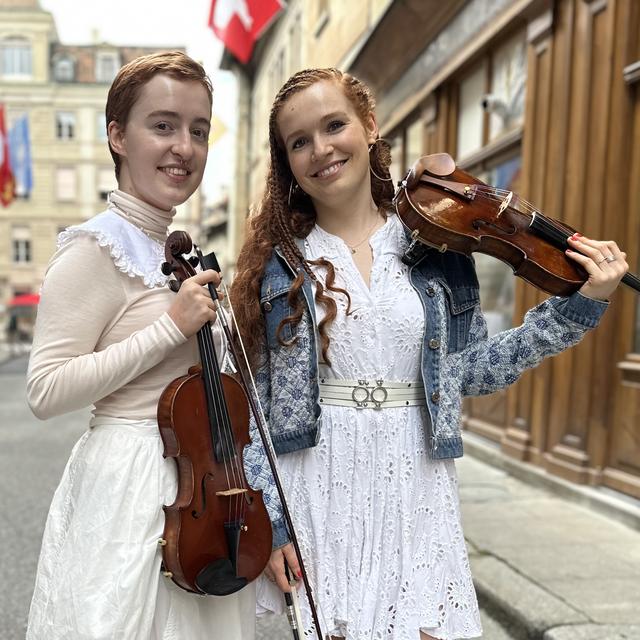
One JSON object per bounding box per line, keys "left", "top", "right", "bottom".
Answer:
{"left": 243, "top": 240, "right": 608, "bottom": 547}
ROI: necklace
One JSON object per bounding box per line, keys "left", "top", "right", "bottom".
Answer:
{"left": 346, "top": 215, "right": 383, "bottom": 254}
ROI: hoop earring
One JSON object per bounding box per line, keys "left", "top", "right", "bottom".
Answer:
{"left": 288, "top": 179, "right": 299, "bottom": 208}
{"left": 368, "top": 139, "right": 394, "bottom": 182}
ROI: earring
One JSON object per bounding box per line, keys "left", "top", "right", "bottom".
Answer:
{"left": 288, "top": 179, "right": 298, "bottom": 208}
{"left": 368, "top": 139, "right": 393, "bottom": 182}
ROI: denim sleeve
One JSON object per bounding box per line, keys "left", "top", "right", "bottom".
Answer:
{"left": 242, "top": 344, "right": 290, "bottom": 548}
{"left": 456, "top": 291, "right": 608, "bottom": 397}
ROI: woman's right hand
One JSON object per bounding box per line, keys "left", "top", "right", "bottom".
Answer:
{"left": 263, "top": 543, "right": 301, "bottom": 593}
{"left": 167, "top": 269, "right": 222, "bottom": 337}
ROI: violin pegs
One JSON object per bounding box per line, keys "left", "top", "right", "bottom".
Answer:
{"left": 162, "top": 571, "right": 173, "bottom": 578}
{"left": 158, "top": 538, "right": 167, "bottom": 546}
{"left": 168, "top": 280, "right": 181, "bottom": 293}
{"left": 188, "top": 256, "right": 200, "bottom": 268}
{"left": 161, "top": 261, "right": 175, "bottom": 276}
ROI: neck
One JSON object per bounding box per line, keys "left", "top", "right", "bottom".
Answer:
{"left": 313, "top": 183, "right": 381, "bottom": 241}
{"left": 108, "top": 189, "right": 175, "bottom": 243}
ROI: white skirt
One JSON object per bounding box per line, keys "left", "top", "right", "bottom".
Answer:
{"left": 27, "top": 416, "right": 256, "bottom": 640}
{"left": 256, "top": 405, "right": 482, "bottom": 640}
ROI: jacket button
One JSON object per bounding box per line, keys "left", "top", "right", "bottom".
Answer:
{"left": 426, "top": 287, "right": 436, "bottom": 297}
{"left": 428, "top": 338, "right": 440, "bottom": 349}
{"left": 431, "top": 391, "right": 440, "bottom": 403}
{"left": 263, "top": 301, "right": 273, "bottom": 312}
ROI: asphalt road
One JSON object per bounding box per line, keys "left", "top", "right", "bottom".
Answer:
{"left": 0, "top": 355, "right": 511, "bottom": 639}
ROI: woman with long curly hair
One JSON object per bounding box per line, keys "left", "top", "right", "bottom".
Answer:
{"left": 235, "top": 68, "right": 627, "bottom": 640}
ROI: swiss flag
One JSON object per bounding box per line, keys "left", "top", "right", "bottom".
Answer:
{"left": 208, "top": 0, "right": 285, "bottom": 64}
{"left": 0, "top": 105, "right": 15, "bottom": 208}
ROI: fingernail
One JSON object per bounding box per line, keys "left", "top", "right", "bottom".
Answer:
{"left": 297, "top": 571, "right": 302, "bottom": 579}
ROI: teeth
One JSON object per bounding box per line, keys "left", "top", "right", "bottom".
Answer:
{"left": 163, "top": 167, "right": 188, "bottom": 176}
{"left": 316, "top": 161, "right": 344, "bottom": 178}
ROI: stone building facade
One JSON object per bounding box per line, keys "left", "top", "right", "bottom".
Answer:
{"left": 0, "top": 0, "right": 202, "bottom": 338}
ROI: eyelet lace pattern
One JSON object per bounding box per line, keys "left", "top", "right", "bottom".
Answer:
{"left": 256, "top": 215, "right": 482, "bottom": 639}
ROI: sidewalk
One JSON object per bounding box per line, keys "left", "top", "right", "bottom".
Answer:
{"left": 459, "top": 435, "right": 640, "bottom": 640}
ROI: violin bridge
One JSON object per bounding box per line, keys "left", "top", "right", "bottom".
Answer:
{"left": 215, "top": 488, "right": 249, "bottom": 497}
{"left": 497, "top": 191, "right": 513, "bottom": 218}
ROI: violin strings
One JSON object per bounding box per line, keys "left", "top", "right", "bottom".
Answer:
{"left": 198, "top": 326, "right": 236, "bottom": 522}
{"left": 201, "top": 277, "right": 246, "bottom": 523}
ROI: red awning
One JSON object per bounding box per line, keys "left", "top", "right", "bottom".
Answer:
{"left": 8, "top": 292, "right": 40, "bottom": 307}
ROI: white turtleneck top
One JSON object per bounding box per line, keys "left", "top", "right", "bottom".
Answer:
{"left": 27, "top": 190, "right": 222, "bottom": 421}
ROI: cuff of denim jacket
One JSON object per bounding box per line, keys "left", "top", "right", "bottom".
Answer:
{"left": 272, "top": 516, "right": 291, "bottom": 549}
{"left": 549, "top": 291, "right": 608, "bottom": 329}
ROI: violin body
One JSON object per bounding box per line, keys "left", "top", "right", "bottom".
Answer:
{"left": 157, "top": 366, "right": 272, "bottom": 595}
{"left": 394, "top": 167, "right": 588, "bottom": 296}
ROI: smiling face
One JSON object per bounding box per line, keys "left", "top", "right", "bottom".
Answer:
{"left": 277, "top": 80, "right": 378, "bottom": 211}
{"left": 107, "top": 74, "right": 211, "bottom": 210}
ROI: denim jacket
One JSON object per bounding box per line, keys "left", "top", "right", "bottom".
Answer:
{"left": 243, "top": 238, "right": 608, "bottom": 547}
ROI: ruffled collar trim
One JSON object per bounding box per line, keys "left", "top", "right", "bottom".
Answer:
{"left": 57, "top": 199, "right": 172, "bottom": 289}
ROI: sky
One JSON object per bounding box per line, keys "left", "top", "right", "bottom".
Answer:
{"left": 39, "top": 0, "right": 238, "bottom": 204}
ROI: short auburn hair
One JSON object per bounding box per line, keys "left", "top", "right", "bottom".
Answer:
{"left": 105, "top": 51, "right": 213, "bottom": 178}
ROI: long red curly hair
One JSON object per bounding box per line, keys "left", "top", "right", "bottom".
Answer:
{"left": 230, "top": 68, "right": 394, "bottom": 368}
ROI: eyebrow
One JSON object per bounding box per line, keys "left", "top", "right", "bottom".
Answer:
{"left": 283, "top": 110, "right": 349, "bottom": 146}
{"left": 146, "top": 110, "right": 211, "bottom": 128}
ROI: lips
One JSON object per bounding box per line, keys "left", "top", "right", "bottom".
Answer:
{"left": 312, "top": 160, "right": 346, "bottom": 178}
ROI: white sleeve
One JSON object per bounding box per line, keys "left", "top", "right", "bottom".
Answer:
{"left": 27, "top": 236, "right": 187, "bottom": 419}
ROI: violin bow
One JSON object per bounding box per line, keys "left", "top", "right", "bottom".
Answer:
{"left": 195, "top": 247, "right": 327, "bottom": 640}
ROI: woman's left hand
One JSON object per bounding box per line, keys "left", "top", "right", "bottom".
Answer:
{"left": 566, "top": 234, "right": 629, "bottom": 301}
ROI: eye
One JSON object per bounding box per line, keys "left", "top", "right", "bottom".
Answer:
{"left": 328, "top": 120, "right": 345, "bottom": 132}
{"left": 291, "top": 137, "right": 307, "bottom": 150}
{"left": 155, "top": 122, "right": 172, "bottom": 133}
{"left": 192, "top": 128, "right": 209, "bottom": 141}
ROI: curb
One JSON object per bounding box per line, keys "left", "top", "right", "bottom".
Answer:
{"left": 462, "top": 432, "right": 640, "bottom": 532}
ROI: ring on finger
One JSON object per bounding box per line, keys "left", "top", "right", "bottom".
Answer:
{"left": 605, "top": 255, "right": 617, "bottom": 263}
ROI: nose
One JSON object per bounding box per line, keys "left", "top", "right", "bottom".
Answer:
{"left": 171, "top": 128, "right": 194, "bottom": 161}
{"left": 311, "top": 134, "right": 333, "bottom": 161}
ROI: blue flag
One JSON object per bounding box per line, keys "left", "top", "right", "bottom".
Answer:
{"left": 8, "top": 115, "right": 33, "bottom": 197}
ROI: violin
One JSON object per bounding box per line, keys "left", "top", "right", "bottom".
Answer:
{"left": 157, "top": 230, "right": 272, "bottom": 595}
{"left": 157, "top": 231, "right": 325, "bottom": 640}
{"left": 394, "top": 160, "right": 640, "bottom": 295}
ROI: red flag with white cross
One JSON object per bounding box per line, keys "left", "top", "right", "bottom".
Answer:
{"left": 208, "top": 0, "right": 285, "bottom": 64}
{"left": 0, "top": 104, "right": 15, "bottom": 207}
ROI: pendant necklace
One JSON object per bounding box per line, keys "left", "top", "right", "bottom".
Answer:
{"left": 346, "top": 216, "right": 382, "bottom": 254}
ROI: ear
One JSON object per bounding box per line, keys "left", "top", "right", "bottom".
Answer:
{"left": 107, "top": 120, "right": 127, "bottom": 157}
{"left": 365, "top": 112, "right": 379, "bottom": 145}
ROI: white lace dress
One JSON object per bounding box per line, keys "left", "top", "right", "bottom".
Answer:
{"left": 256, "top": 214, "right": 482, "bottom": 640}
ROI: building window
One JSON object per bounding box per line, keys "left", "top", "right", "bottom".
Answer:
{"left": 456, "top": 31, "right": 527, "bottom": 161}
{"left": 56, "top": 167, "right": 77, "bottom": 201}
{"left": 405, "top": 118, "right": 424, "bottom": 174}
{"left": 1, "top": 37, "right": 32, "bottom": 78}
{"left": 53, "top": 56, "right": 75, "bottom": 82}
{"left": 97, "top": 167, "right": 116, "bottom": 200}
{"left": 96, "top": 112, "right": 108, "bottom": 141}
{"left": 488, "top": 33, "right": 527, "bottom": 142}
{"left": 469, "top": 154, "right": 522, "bottom": 335}
{"left": 12, "top": 226, "right": 31, "bottom": 263}
{"left": 96, "top": 52, "right": 119, "bottom": 83}
{"left": 56, "top": 112, "right": 76, "bottom": 140}
{"left": 457, "top": 62, "right": 486, "bottom": 160}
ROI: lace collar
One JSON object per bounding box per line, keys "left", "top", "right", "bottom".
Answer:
{"left": 57, "top": 191, "right": 175, "bottom": 289}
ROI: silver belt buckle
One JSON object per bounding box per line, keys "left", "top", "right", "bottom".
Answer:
{"left": 351, "top": 379, "right": 388, "bottom": 409}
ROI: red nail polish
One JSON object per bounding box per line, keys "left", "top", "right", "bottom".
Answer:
{"left": 297, "top": 570, "right": 302, "bottom": 579}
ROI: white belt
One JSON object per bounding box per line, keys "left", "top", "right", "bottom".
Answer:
{"left": 318, "top": 378, "right": 425, "bottom": 409}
